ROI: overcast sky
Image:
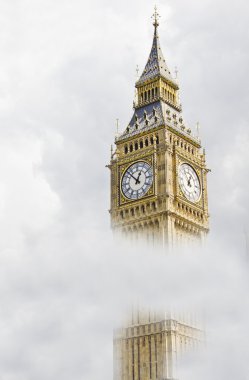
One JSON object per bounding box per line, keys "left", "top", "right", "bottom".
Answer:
{"left": 0, "top": 0, "right": 248, "bottom": 379}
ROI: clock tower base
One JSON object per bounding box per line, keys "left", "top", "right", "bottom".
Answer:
{"left": 114, "top": 309, "right": 204, "bottom": 380}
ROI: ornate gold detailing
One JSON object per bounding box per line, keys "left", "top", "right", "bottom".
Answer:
{"left": 152, "top": 5, "right": 160, "bottom": 28}
{"left": 118, "top": 156, "right": 155, "bottom": 206}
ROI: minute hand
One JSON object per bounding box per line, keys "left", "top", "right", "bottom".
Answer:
{"left": 128, "top": 171, "right": 141, "bottom": 183}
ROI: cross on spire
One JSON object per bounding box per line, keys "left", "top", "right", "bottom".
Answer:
{"left": 152, "top": 5, "right": 160, "bottom": 29}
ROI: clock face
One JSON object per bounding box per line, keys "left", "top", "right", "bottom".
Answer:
{"left": 121, "top": 161, "right": 153, "bottom": 200}
{"left": 178, "top": 163, "right": 201, "bottom": 203}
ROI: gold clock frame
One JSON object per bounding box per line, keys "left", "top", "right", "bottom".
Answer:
{"left": 118, "top": 155, "right": 155, "bottom": 206}
{"left": 175, "top": 154, "right": 203, "bottom": 208}
{"left": 178, "top": 162, "right": 202, "bottom": 203}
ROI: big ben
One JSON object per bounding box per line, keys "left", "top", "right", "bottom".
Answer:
{"left": 109, "top": 8, "right": 209, "bottom": 380}
{"left": 109, "top": 8, "right": 209, "bottom": 247}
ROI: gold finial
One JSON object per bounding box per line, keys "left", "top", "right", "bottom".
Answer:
{"left": 116, "top": 118, "right": 119, "bottom": 135}
{"left": 136, "top": 65, "right": 139, "bottom": 80}
{"left": 175, "top": 66, "right": 178, "bottom": 79}
{"left": 134, "top": 66, "right": 139, "bottom": 107}
{"left": 152, "top": 5, "right": 160, "bottom": 28}
{"left": 196, "top": 122, "right": 200, "bottom": 140}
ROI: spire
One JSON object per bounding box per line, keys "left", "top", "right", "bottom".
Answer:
{"left": 152, "top": 5, "right": 160, "bottom": 32}
{"left": 136, "top": 7, "right": 178, "bottom": 89}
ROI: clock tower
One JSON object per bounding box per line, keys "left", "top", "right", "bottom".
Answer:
{"left": 110, "top": 9, "right": 209, "bottom": 380}
{"left": 109, "top": 10, "right": 209, "bottom": 247}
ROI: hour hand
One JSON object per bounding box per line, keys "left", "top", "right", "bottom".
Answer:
{"left": 135, "top": 171, "right": 141, "bottom": 184}
{"left": 128, "top": 171, "right": 140, "bottom": 184}
{"left": 187, "top": 175, "right": 192, "bottom": 187}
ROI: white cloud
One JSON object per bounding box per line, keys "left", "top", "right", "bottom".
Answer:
{"left": 0, "top": 133, "right": 60, "bottom": 252}
{"left": 0, "top": 0, "right": 248, "bottom": 378}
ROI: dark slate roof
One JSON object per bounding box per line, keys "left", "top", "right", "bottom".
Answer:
{"left": 117, "top": 101, "right": 164, "bottom": 140}
{"left": 116, "top": 100, "right": 200, "bottom": 144}
{"left": 136, "top": 26, "right": 178, "bottom": 88}
{"left": 115, "top": 22, "right": 199, "bottom": 145}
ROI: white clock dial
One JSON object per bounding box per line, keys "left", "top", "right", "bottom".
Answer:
{"left": 121, "top": 161, "right": 153, "bottom": 200}
{"left": 178, "top": 163, "right": 201, "bottom": 202}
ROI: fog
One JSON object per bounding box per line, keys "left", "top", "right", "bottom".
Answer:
{"left": 0, "top": 0, "right": 248, "bottom": 378}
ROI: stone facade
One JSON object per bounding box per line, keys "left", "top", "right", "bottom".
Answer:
{"left": 114, "top": 311, "right": 204, "bottom": 380}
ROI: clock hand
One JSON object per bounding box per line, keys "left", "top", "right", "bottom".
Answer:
{"left": 187, "top": 174, "right": 192, "bottom": 187}
{"left": 128, "top": 171, "right": 141, "bottom": 184}
{"left": 135, "top": 171, "right": 142, "bottom": 184}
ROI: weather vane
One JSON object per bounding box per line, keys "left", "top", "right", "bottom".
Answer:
{"left": 152, "top": 5, "right": 160, "bottom": 28}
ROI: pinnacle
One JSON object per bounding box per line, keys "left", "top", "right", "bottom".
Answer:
{"left": 136, "top": 15, "right": 177, "bottom": 88}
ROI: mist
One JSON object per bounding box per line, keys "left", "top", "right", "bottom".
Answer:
{"left": 0, "top": 0, "right": 248, "bottom": 378}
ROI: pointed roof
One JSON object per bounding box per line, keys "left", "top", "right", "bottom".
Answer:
{"left": 116, "top": 100, "right": 200, "bottom": 146}
{"left": 136, "top": 10, "right": 178, "bottom": 89}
